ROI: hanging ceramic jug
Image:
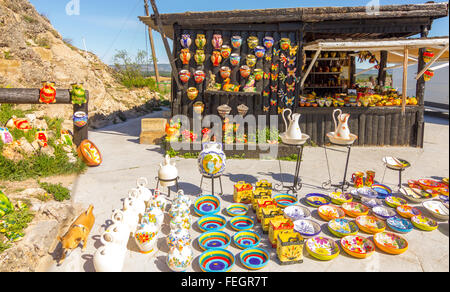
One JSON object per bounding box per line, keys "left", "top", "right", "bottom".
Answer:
{"left": 198, "top": 142, "right": 226, "bottom": 177}
{"left": 134, "top": 214, "right": 159, "bottom": 254}
{"left": 136, "top": 177, "right": 153, "bottom": 203}
{"left": 167, "top": 228, "right": 191, "bottom": 249}
{"left": 94, "top": 231, "right": 126, "bottom": 272}
{"left": 158, "top": 154, "right": 178, "bottom": 187}
{"left": 195, "top": 34, "right": 206, "bottom": 49}
{"left": 145, "top": 205, "right": 165, "bottom": 228}
{"left": 180, "top": 34, "right": 192, "bottom": 48}
{"left": 282, "top": 109, "right": 303, "bottom": 140}
{"left": 333, "top": 109, "right": 351, "bottom": 140}
{"left": 167, "top": 243, "right": 194, "bottom": 272}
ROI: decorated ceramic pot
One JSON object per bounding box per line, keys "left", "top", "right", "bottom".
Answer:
{"left": 240, "top": 65, "right": 251, "bottom": 78}
{"left": 246, "top": 55, "right": 257, "bottom": 68}
{"left": 193, "top": 101, "right": 205, "bottom": 115}
{"left": 220, "top": 66, "right": 231, "bottom": 80}
{"left": 231, "top": 36, "right": 242, "bottom": 49}
{"left": 212, "top": 34, "right": 223, "bottom": 50}
{"left": 179, "top": 48, "right": 191, "bottom": 65}
{"left": 111, "top": 209, "right": 136, "bottom": 236}
{"left": 170, "top": 213, "right": 192, "bottom": 230}
{"left": 158, "top": 154, "right": 178, "bottom": 187}
{"left": 70, "top": 83, "right": 87, "bottom": 106}
{"left": 134, "top": 214, "right": 159, "bottom": 254}
{"left": 280, "top": 38, "right": 291, "bottom": 51}
{"left": 179, "top": 69, "right": 191, "bottom": 83}
{"left": 198, "top": 142, "right": 226, "bottom": 177}
{"left": 187, "top": 87, "right": 199, "bottom": 101}
{"left": 73, "top": 111, "right": 88, "bottom": 128}
{"left": 253, "top": 69, "right": 264, "bottom": 81}
{"left": 94, "top": 231, "right": 126, "bottom": 272}
{"left": 0, "top": 127, "right": 13, "bottom": 144}
{"left": 145, "top": 205, "right": 165, "bottom": 228}
{"left": 230, "top": 53, "right": 241, "bottom": 66}
{"left": 151, "top": 192, "right": 169, "bottom": 212}
{"left": 39, "top": 81, "right": 56, "bottom": 104}
{"left": 263, "top": 36, "right": 274, "bottom": 50}
{"left": 169, "top": 201, "right": 190, "bottom": 219}
{"left": 136, "top": 177, "right": 153, "bottom": 203}
{"left": 221, "top": 45, "right": 231, "bottom": 59}
{"left": 167, "top": 228, "right": 191, "bottom": 249}
{"left": 211, "top": 51, "right": 222, "bottom": 67}
{"left": 180, "top": 34, "right": 192, "bottom": 48}
{"left": 194, "top": 50, "right": 206, "bottom": 65}
{"left": 174, "top": 190, "right": 192, "bottom": 207}
{"left": 254, "top": 46, "right": 266, "bottom": 59}
{"left": 194, "top": 70, "right": 206, "bottom": 84}
{"left": 195, "top": 34, "right": 206, "bottom": 49}
{"left": 167, "top": 243, "right": 194, "bottom": 272}
{"left": 247, "top": 36, "right": 259, "bottom": 49}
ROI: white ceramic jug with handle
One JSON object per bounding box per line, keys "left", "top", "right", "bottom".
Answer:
{"left": 136, "top": 177, "right": 153, "bottom": 203}
{"left": 94, "top": 231, "right": 126, "bottom": 272}
{"left": 282, "top": 108, "right": 302, "bottom": 140}
{"left": 333, "top": 109, "right": 351, "bottom": 140}
{"left": 127, "top": 189, "right": 146, "bottom": 217}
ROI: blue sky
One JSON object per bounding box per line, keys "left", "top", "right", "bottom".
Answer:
{"left": 29, "top": 0, "right": 449, "bottom": 65}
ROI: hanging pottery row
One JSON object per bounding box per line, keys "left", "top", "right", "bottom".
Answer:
{"left": 38, "top": 82, "right": 88, "bottom": 106}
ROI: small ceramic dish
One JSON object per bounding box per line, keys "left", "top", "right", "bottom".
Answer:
{"left": 198, "top": 231, "right": 231, "bottom": 250}
{"left": 283, "top": 205, "right": 311, "bottom": 221}
{"left": 373, "top": 232, "right": 409, "bottom": 255}
{"left": 411, "top": 215, "right": 438, "bottom": 231}
{"left": 407, "top": 179, "right": 420, "bottom": 189}
{"left": 328, "top": 192, "right": 353, "bottom": 205}
{"left": 357, "top": 187, "right": 379, "bottom": 199}
{"left": 226, "top": 203, "right": 249, "bottom": 217}
{"left": 340, "top": 235, "right": 376, "bottom": 259}
{"left": 306, "top": 236, "right": 340, "bottom": 261}
{"left": 197, "top": 215, "right": 227, "bottom": 233}
{"left": 293, "top": 219, "right": 321, "bottom": 238}
{"left": 422, "top": 200, "right": 449, "bottom": 220}
{"left": 396, "top": 205, "right": 421, "bottom": 219}
{"left": 194, "top": 195, "right": 221, "bottom": 217}
{"left": 361, "top": 197, "right": 383, "bottom": 208}
{"left": 326, "top": 132, "right": 358, "bottom": 145}
{"left": 400, "top": 187, "right": 426, "bottom": 203}
{"left": 439, "top": 186, "right": 449, "bottom": 197}
{"left": 318, "top": 205, "right": 345, "bottom": 221}
{"left": 382, "top": 157, "right": 411, "bottom": 170}
{"left": 418, "top": 179, "right": 443, "bottom": 191}
{"left": 305, "top": 193, "right": 331, "bottom": 208}
{"left": 356, "top": 215, "right": 386, "bottom": 234}
{"left": 341, "top": 202, "right": 370, "bottom": 217}
{"left": 386, "top": 216, "right": 413, "bottom": 233}
{"left": 233, "top": 231, "right": 261, "bottom": 250}
{"left": 239, "top": 247, "right": 270, "bottom": 270}
{"left": 273, "top": 193, "right": 298, "bottom": 209}
{"left": 199, "top": 248, "right": 235, "bottom": 272}
{"left": 371, "top": 184, "right": 392, "bottom": 199}
{"left": 229, "top": 216, "right": 254, "bottom": 231}
{"left": 385, "top": 196, "right": 408, "bottom": 208}
{"left": 372, "top": 206, "right": 397, "bottom": 220}
{"left": 328, "top": 219, "right": 359, "bottom": 238}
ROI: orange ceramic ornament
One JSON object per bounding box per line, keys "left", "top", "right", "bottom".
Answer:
{"left": 77, "top": 139, "right": 102, "bottom": 167}
{"left": 40, "top": 81, "right": 57, "bottom": 104}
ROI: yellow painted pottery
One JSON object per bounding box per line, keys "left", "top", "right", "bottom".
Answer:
{"left": 385, "top": 196, "right": 408, "bottom": 208}
{"left": 276, "top": 230, "right": 304, "bottom": 265}
{"left": 269, "top": 217, "right": 294, "bottom": 248}
{"left": 356, "top": 215, "right": 386, "bottom": 234}
{"left": 318, "top": 205, "right": 345, "bottom": 221}
{"left": 396, "top": 205, "right": 421, "bottom": 219}
{"left": 256, "top": 198, "right": 276, "bottom": 222}
{"left": 411, "top": 215, "right": 438, "bottom": 231}
{"left": 261, "top": 206, "right": 282, "bottom": 233}
{"left": 373, "top": 232, "right": 408, "bottom": 255}
{"left": 328, "top": 219, "right": 359, "bottom": 238}
{"left": 341, "top": 202, "right": 369, "bottom": 218}
{"left": 328, "top": 191, "right": 353, "bottom": 205}
{"left": 306, "top": 236, "right": 340, "bottom": 261}
{"left": 340, "top": 235, "right": 376, "bottom": 259}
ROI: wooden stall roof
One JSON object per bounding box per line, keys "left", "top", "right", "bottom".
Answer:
{"left": 139, "top": 2, "right": 449, "bottom": 39}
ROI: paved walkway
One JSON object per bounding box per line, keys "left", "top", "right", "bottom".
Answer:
{"left": 48, "top": 111, "right": 449, "bottom": 272}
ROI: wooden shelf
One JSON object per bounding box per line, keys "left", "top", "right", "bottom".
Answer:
{"left": 306, "top": 58, "right": 346, "bottom": 61}
{"left": 310, "top": 72, "right": 342, "bottom": 75}
{"left": 304, "top": 86, "right": 345, "bottom": 89}
{"left": 204, "top": 90, "right": 261, "bottom": 96}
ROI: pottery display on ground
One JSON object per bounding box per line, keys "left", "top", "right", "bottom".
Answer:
{"left": 356, "top": 215, "right": 386, "bottom": 234}
{"left": 340, "top": 235, "right": 375, "bottom": 259}
{"left": 197, "top": 215, "right": 227, "bottom": 232}
{"left": 305, "top": 193, "right": 331, "bottom": 208}
{"left": 318, "top": 205, "right": 345, "bottom": 221}
{"left": 170, "top": 213, "right": 192, "bottom": 230}
{"left": 328, "top": 191, "right": 353, "bottom": 205}
{"left": 134, "top": 214, "right": 159, "bottom": 254}
{"left": 293, "top": 219, "right": 321, "bottom": 238}
{"left": 327, "top": 218, "right": 359, "bottom": 238}
{"left": 373, "top": 231, "right": 409, "bottom": 255}
{"left": 136, "top": 177, "right": 153, "bottom": 203}
{"left": 194, "top": 195, "right": 221, "bottom": 216}
{"left": 305, "top": 236, "right": 340, "bottom": 261}
{"left": 386, "top": 216, "right": 413, "bottom": 233}
{"left": 94, "top": 231, "right": 126, "bottom": 272}
{"left": 411, "top": 215, "right": 438, "bottom": 231}
{"left": 233, "top": 231, "right": 261, "bottom": 250}
{"left": 229, "top": 216, "right": 254, "bottom": 231}
{"left": 226, "top": 203, "right": 249, "bottom": 217}
{"left": 396, "top": 205, "right": 421, "bottom": 219}
{"left": 283, "top": 205, "right": 311, "bottom": 221}
{"left": 385, "top": 196, "right": 408, "bottom": 208}
{"left": 422, "top": 200, "right": 449, "bottom": 220}
{"left": 167, "top": 243, "right": 194, "bottom": 272}
{"left": 341, "top": 202, "right": 369, "bottom": 217}
{"left": 198, "top": 248, "right": 235, "bottom": 272}
{"left": 127, "top": 190, "right": 146, "bottom": 217}
{"left": 111, "top": 209, "right": 137, "bottom": 236}
{"left": 372, "top": 205, "right": 397, "bottom": 220}
{"left": 145, "top": 205, "right": 165, "bottom": 228}
{"left": 167, "top": 228, "right": 191, "bottom": 249}
{"left": 239, "top": 248, "right": 270, "bottom": 270}
{"left": 198, "top": 230, "right": 231, "bottom": 250}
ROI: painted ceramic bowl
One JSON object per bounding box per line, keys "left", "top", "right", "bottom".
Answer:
{"left": 373, "top": 232, "right": 409, "bottom": 255}
{"left": 284, "top": 205, "right": 311, "bottom": 221}
{"left": 305, "top": 193, "right": 331, "bottom": 208}
{"left": 197, "top": 215, "right": 227, "bottom": 233}
{"left": 199, "top": 248, "right": 234, "bottom": 272}
{"left": 229, "top": 216, "right": 254, "bottom": 231}
{"left": 306, "top": 236, "right": 340, "bottom": 261}
{"left": 328, "top": 192, "right": 353, "bottom": 205}
{"left": 73, "top": 111, "right": 88, "bottom": 128}
{"left": 340, "top": 235, "right": 376, "bottom": 259}
{"left": 386, "top": 216, "right": 413, "bottom": 233}
{"left": 372, "top": 206, "right": 397, "bottom": 220}
{"left": 400, "top": 187, "right": 427, "bottom": 203}
{"left": 361, "top": 197, "right": 383, "bottom": 208}
{"left": 239, "top": 247, "right": 270, "bottom": 270}
{"left": 411, "top": 215, "right": 438, "bottom": 231}
{"left": 226, "top": 204, "right": 249, "bottom": 217}
{"left": 198, "top": 231, "right": 231, "bottom": 250}
{"left": 194, "top": 195, "right": 221, "bottom": 217}
{"left": 233, "top": 231, "right": 261, "bottom": 250}
{"left": 356, "top": 215, "right": 386, "bottom": 234}
{"left": 328, "top": 219, "right": 359, "bottom": 238}
{"left": 318, "top": 205, "right": 345, "bottom": 221}
{"left": 418, "top": 179, "right": 442, "bottom": 191}
{"left": 372, "top": 184, "right": 392, "bottom": 199}
{"left": 341, "top": 202, "right": 369, "bottom": 217}
{"left": 77, "top": 139, "right": 102, "bottom": 167}
{"left": 273, "top": 194, "right": 298, "bottom": 209}
{"left": 385, "top": 196, "right": 408, "bottom": 208}
{"left": 396, "top": 205, "right": 421, "bottom": 219}
{"left": 422, "top": 200, "right": 449, "bottom": 220}
{"left": 293, "top": 219, "right": 321, "bottom": 238}
{"left": 357, "top": 187, "right": 379, "bottom": 199}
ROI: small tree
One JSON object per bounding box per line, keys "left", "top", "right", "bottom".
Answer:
{"left": 113, "top": 50, "right": 156, "bottom": 89}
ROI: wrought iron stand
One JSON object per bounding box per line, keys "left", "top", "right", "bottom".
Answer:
{"left": 155, "top": 176, "right": 180, "bottom": 198}
{"left": 322, "top": 142, "right": 354, "bottom": 193}
{"left": 200, "top": 175, "right": 224, "bottom": 196}
{"left": 382, "top": 164, "right": 410, "bottom": 191}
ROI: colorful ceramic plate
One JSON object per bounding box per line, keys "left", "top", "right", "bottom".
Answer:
{"left": 383, "top": 157, "right": 411, "bottom": 170}
{"left": 386, "top": 216, "right": 413, "bottom": 233}
{"left": 239, "top": 248, "right": 270, "bottom": 270}
{"left": 361, "top": 197, "right": 383, "bottom": 208}
{"left": 305, "top": 193, "right": 331, "bottom": 208}
{"left": 194, "top": 195, "right": 221, "bottom": 217}
{"left": 283, "top": 205, "right": 311, "bottom": 221}
{"left": 328, "top": 192, "right": 353, "bottom": 205}
{"left": 273, "top": 193, "right": 298, "bottom": 208}
{"left": 356, "top": 215, "right": 386, "bottom": 234}
{"left": 422, "top": 200, "right": 449, "bottom": 220}
{"left": 411, "top": 215, "right": 438, "bottom": 231}
{"left": 418, "top": 179, "right": 443, "bottom": 191}
{"left": 400, "top": 187, "right": 426, "bottom": 203}
{"left": 229, "top": 216, "right": 254, "bottom": 231}
{"left": 198, "top": 231, "right": 231, "bottom": 250}
{"left": 294, "top": 219, "right": 321, "bottom": 238}
{"left": 197, "top": 215, "right": 227, "bottom": 232}
{"left": 385, "top": 196, "right": 408, "bottom": 208}
{"left": 340, "top": 235, "right": 376, "bottom": 259}
{"left": 233, "top": 231, "right": 261, "bottom": 250}
{"left": 439, "top": 186, "right": 449, "bottom": 197}
{"left": 396, "top": 205, "right": 421, "bottom": 219}
{"left": 77, "top": 139, "right": 102, "bottom": 167}
{"left": 328, "top": 219, "right": 359, "bottom": 238}
{"left": 318, "top": 205, "right": 345, "bottom": 221}
{"left": 226, "top": 203, "right": 249, "bottom": 217}
{"left": 374, "top": 231, "right": 409, "bottom": 255}
{"left": 372, "top": 206, "right": 397, "bottom": 220}
{"left": 306, "top": 236, "right": 340, "bottom": 261}
{"left": 341, "top": 202, "right": 370, "bottom": 217}
{"left": 199, "top": 248, "right": 235, "bottom": 272}
{"left": 357, "top": 187, "right": 378, "bottom": 199}
{"left": 408, "top": 180, "right": 420, "bottom": 189}
{"left": 371, "top": 184, "right": 392, "bottom": 199}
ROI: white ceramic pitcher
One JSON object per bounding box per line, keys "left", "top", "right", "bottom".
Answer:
{"left": 282, "top": 108, "right": 302, "bottom": 140}
{"left": 333, "top": 109, "right": 351, "bottom": 140}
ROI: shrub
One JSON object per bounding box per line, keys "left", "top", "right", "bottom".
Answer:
{"left": 38, "top": 182, "right": 71, "bottom": 202}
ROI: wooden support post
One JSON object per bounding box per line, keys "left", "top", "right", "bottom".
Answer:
{"left": 300, "top": 49, "right": 321, "bottom": 88}
{"left": 415, "top": 27, "right": 428, "bottom": 148}
{"left": 416, "top": 44, "right": 449, "bottom": 80}
{"left": 73, "top": 91, "right": 89, "bottom": 146}
{"left": 401, "top": 46, "right": 408, "bottom": 115}
{"left": 144, "top": 0, "right": 161, "bottom": 88}
{"left": 377, "top": 51, "right": 387, "bottom": 86}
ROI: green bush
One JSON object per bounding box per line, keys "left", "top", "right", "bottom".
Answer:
{"left": 38, "top": 182, "right": 71, "bottom": 202}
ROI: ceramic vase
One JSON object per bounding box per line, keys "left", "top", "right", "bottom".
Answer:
{"left": 280, "top": 38, "right": 291, "bottom": 51}
{"left": 180, "top": 34, "right": 192, "bottom": 48}
{"left": 230, "top": 54, "right": 241, "bottom": 66}
{"left": 193, "top": 101, "right": 205, "bottom": 115}
{"left": 73, "top": 111, "right": 88, "bottom": 128}
{"left": 111, "top": 209, "right": 136, "bottom": 236}
{"left": 94, "top": 231, "right": 126, "bottom": 272}
{"left": 136, "top": 177, "right": 153, "bottom": 203}
{"left": 195, "top": 34, "right": 206, "bottom": 49}
{"left": 254, "top": 46, "right": 266, "bottom": 59}
{"left": 221, "top": 45, "right": 231, "bottom": 59}
{"left": 179, "top": 70, "right": 191, "bottom": 83}
{"left": 263, "top": 36, "right": 274, "bottom": 49}
{"left": 254, "top": 69, "right": 264, "bottom": 81}
{"left": 333, "top": 109, "right": 351, "bottom": 139}
{"left": 103, "top": 222, "right": 131, "bottom": 247}
{"left": 247, "top": 36, "right": 259, "bottom": 49}
{"left": 194, "top": 50, "right": 206, "bottom": 65}
{"left": 231, "top": 36, "right": 242, "bottom": 49}
{"left": 152, "top": 191, "right": 169, "bottom": 212}
{"left": 211, "top": 51, "right": 222, "bottom": 67}
{"left": 134, "top": 214, "right": 159, "bottom": 254}
{"left": 158, "top": 155, "right": 178, "bottom": 186}
{"left": 174, "top": 190, "right": 192, "bottom": 207}
{"left": 167, "top": 243, "right": 194, "bottom": 272}
{"left": 127, "top": 190, "right": 146, "bottom": 217}
{"left": 70, "top": 83, "right": 87, "bottom": 106}
{"left": 246, "top": 55, "right": 257, "bottom": 68}
{"left": 167, "top": 228, "right": 191, "bottom": 249}
{"left": 194, "top": 70, "right": 206, "bottom": 84}
{"left": 145, "top": 205, "right": 165, "bottom": 228}
{"left": 198, "top": 142, "right": 226, "bottom": 177}
{"left": 170, "top": 213, "right": 192, "bottom": 230}
{"left": 220, "top": 66, "right": 231, "bottom": 80}
{"left": 169, "top": 201, "right": 190, "bottom": 219}
{"left": 212, "top": 34, "right": 223, "bottom": 50}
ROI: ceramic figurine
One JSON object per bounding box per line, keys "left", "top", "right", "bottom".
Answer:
{"left": 134, "top": 214, "right": 159, "bottom": 254}
{"left": 179, "top": 70, "right": 191, "bottom": 83}
{"left": 212, "top": 34, "right": 223, "bottom": 50}
{"left": 280, "top": 38, "right": 291, "bottom": 51}
{"left": 231, "top": 36, "right": 242, "bottom": 49}
{"left": 187, "top": 87, "right": 198, "bottom": 101}
{"left": 211, "top": 51, "right": 222, "bottom": 67}
{"left": 180, "top": 34, "right": 192, "bottom": 48}
{"left": 194, "top": 70, "right": 206, "bottom": 84}
{"left": 158, "top": 155, "right": 178, "bottom": 187}
{"left": 70, "top": 83, "right": 87, "bottom": 106}
{"left": 247, "top": 36, "right": 259, "bottom": 49}
{"left": 198, "top": 142, "right": 226, "bottom": 177}
{"left": 282, "top": 108, "right": 302, "bottom": 140}
{"left": 240, "top": 65, "right": 251, "bottom": 78}
{"left": 333, "top": 109, "right": 351, "bottom": 140}
{"left": 220, "top": 66, "right": 231, "bottom": 80}
{"left": 6, "top": 116, "right": 32, "bottom": 132}
{"left": 180, "top": 49, "right": 191, "bottom": 65}
{"left": 221, "top": 45, "right": 231, "bottom": 59}
{"left": 263, "top": 36, "right": 274, "bottom": 49}
{"left": 423, "top": 49, "right": 435, "bottom": 63}
{"left": 246, "top": 55, "right": 257, "bottom": 67}
{"left": 0, "top": 127, "right": 13, "bottom": 144}
{"left": 167, "top": 242, "right": 194, "bottom": 272}
{"left": 195, "top": 34, "right": 206, "bottom": 49}
{"left": 194, "top": 50, "right": 206, "bottom": 65}
{"left": 254, "top": 46, "right": 266, "bottom": 59}
{"left": 230, "top": 54, "right": 241, "bottom": 66}
{"left": 145, "top": 205, "right": 165, "bottom": 227}
{"left": 35, "top": 129, "right": 48, "bottom": 147}
{"left": 167, "top": 228, "right": 191, "bottom": 249}
{"left": 136, "top": 177, "right": 153, "bottom": 203}
{"left": 39, "top": 81, "right": 56, "bottom": 104}
{"left": 206, "top": 72, "right": 218, "bottom": 91}
{"left": 243, "top": 75, "right": 256, "bottom": 92}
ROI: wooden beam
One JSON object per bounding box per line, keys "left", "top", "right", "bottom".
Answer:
{"left": 389, "top": 50, "right": 418, "bottom": 62}
{"left": 402, "top": 46, "right": 408, "bottom": 115}
{"left": 0, "top": 88, "right": 73, "bottom": 104}
{"left": 377, "top": 51, "right": 387, "bottom": 86}
{"left": 384, "top": 62, "right": 417, "bottom": 70}
{"left": 355, "top": 65, "right": 377, "bottom": 77}
{"left": 144, "top": 0, "right": 161, "bottom": 88}
{"left": 300, "top": 49, "right": 321, "bottom": 88}
{"left": 416, "top": 43, "right": 450, "bottom": 79}
{"left": 429, "top": 62, "right": 449, "bottom": 71}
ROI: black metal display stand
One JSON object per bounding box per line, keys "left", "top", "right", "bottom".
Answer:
{"left": 200, "top": 175, "right": 224, "bottom": 196}
{"left": 155, "top": 176, "right": 180, "bottom": 198}
{"left": 382, "top": 164, "right": 411, "bottom": 191}
{"left": 322, "top": 141, "right": 354, "bottom": 193}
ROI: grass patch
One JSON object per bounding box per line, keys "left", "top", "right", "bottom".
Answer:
{"left": 38, "top": 182, "right": 71, "bottom": 202}
{"left": 35, "top": 37, "right": 50, "bottom": 49}
{"left": 3, "top": 51, "right": 13, "bottom": 60}
{"left": 0, "top": 205, "right": 35, "bottom": 252}
{"left": 22, "top": 15, "right": 37, "bottom": 24}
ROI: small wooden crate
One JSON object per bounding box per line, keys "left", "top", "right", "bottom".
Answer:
{"left": 261, "top": 207, "right": 283, "bottom": 234}
{"left": 256, "top": 198, "right": 276, "bottom": 223}
{"left": 256, "top": 179, "right": 272, "bottom": 191}
{"left": 251, "top": 189, "right": 271, "bottom": 211}
{"left": 277, "top": 230, "right": 304, "bottom": 265}
{"left": 233, "top": 181, "right": 253, "bottom": 204}
{"left": 268, "top": 217, "right": 294, "bottom": 248}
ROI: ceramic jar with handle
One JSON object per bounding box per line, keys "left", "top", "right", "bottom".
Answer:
{"left": 365, "top": 171, "right": 375, "bottom": 187}
{"left": 158, "top": 155, "right": 178, "bottom": 187}
{"left": 145, "top": 205, "right": 165, "bottom": 228}
{"left": 167, "top": 228, "right": 191, "bottom": 249}
{"left": 167, "top": 242, "right": 194, "bottom": 272}
{"left": 152, "top": 191, "right": 169, "bottom": 212}
{"left": 282, "top": 108, "right": 303, "bottom": 140}
{"left": 174, "top": 190, "right": 192, "bottom": 208}
{"left": 333, "top": 109, "right": 351, "bottom": 140}
{"left": 134, "top": 214, "right": 159, "bottom": 254}
{"left": 103, "top": 223, "right": 130, "bottom": 247}
{"left": 136, "top": 177, "right": 153, "bottom": 204}
{"left": 94, "top": 231, "right": 126, "bottom": 272}
{"left": 111, "top": 209, "right": 137, "bottom": 235}
{"left": 127, "top": 190, "right": 146, "bottom": 217}
{"left": 352, "top": 172, "right": 365, "bottom": 188}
